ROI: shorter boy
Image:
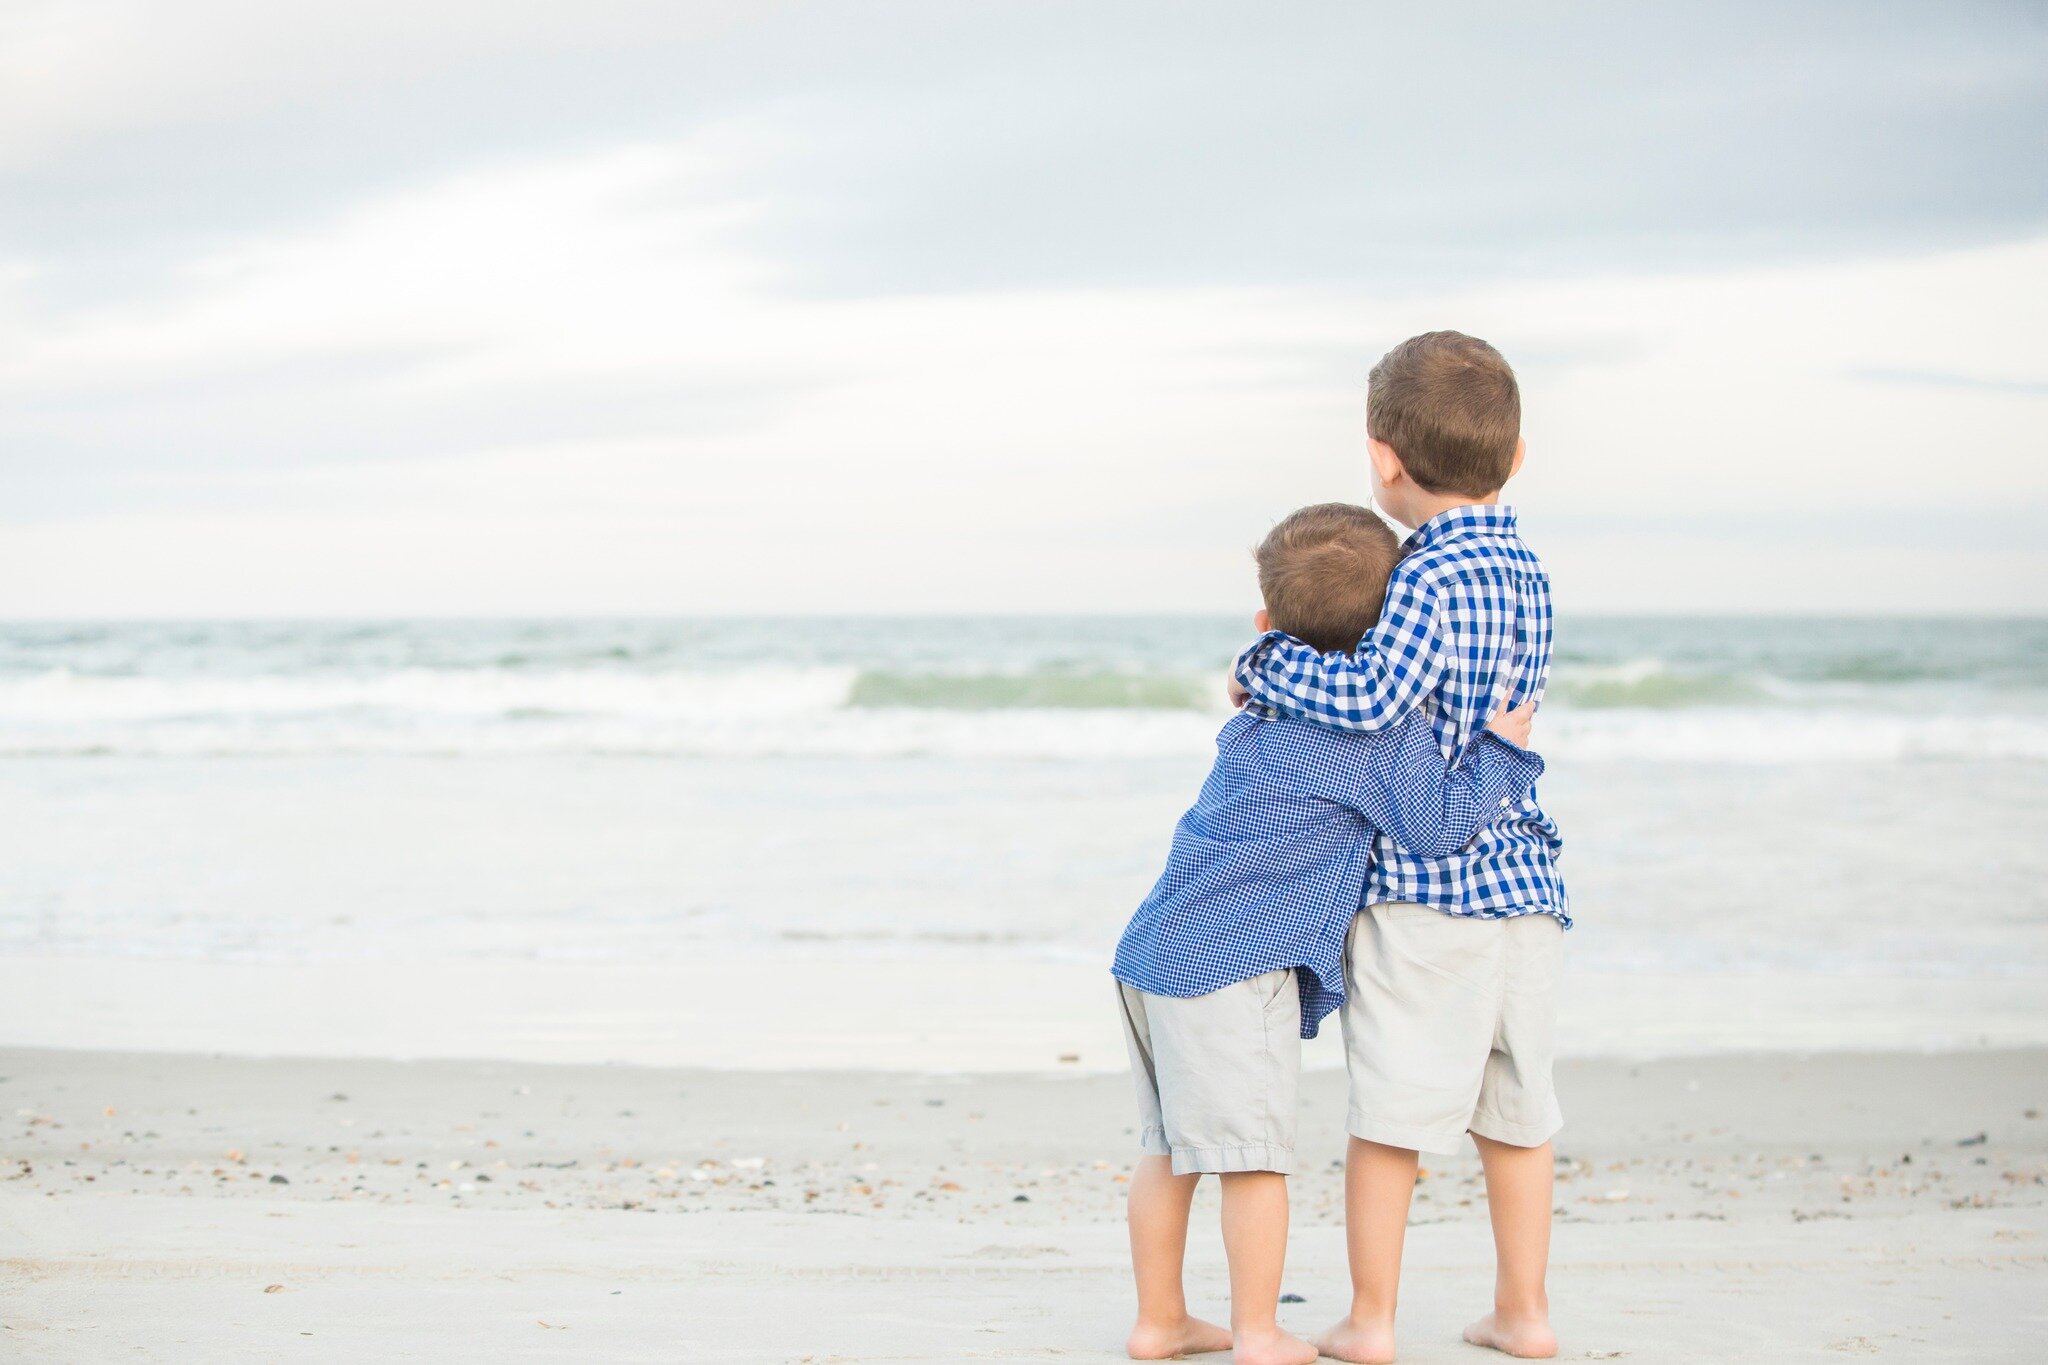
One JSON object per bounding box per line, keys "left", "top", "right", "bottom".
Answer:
{"left": 1111, "top": 503, "right": 1545, "bottom": 1365}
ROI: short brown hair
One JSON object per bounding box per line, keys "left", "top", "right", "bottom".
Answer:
{"left": 1254, "top": 503, "right": 1401, "bottom": 653}
{"left": 1367, "top": 330, "right": 1520, "bottom": 497}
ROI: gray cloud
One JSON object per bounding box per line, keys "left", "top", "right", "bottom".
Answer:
{"left": 3, "top": 0, "right": 2044, "bottom": 311}
{"left": 758, "top": 1, "right": 2048, "bottom": 293}
{"left": 2, "top": 357, "right": 834, "bottom": 524}
{"left": 5, "top": 0, "right": 2045, "bottom": 618}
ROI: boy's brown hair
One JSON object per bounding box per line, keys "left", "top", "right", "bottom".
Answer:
{"left": 1255, "top": 503, "right": 1401, "bottom": 653}
{"left": 1367, "top": 330, "right": 1520, "bottom": 497}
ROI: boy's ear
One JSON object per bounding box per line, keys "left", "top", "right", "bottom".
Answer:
{"left": 1508, "top": 437, "right": 1527, "bottom": 481}
{"left": 1253, "top": 608, "right": 1271, "bottom": 632}
{"left": 1367, "top": 437, "right": 1405, "bottom": 486}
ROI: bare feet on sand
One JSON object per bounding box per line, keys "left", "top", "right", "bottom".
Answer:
{"left": 1230, "top": 1326, "right": 1321, "bottom": 1365}
{"left": 1463, "top": 1310, "right": 1558, "bottom": 1359}
{"left": 1126, "top": 1314, "right": 1233, "bottom": 1359}
{"left": 1315, "top": 1316, "right": 1397, "bottom": 1365}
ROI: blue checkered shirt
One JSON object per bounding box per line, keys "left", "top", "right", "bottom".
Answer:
{"left": 1232, "top": 505, "right": 1569, "bottom": 924}
{"left": 1112, "top": 709, "right": 1544, "bottom": 1037}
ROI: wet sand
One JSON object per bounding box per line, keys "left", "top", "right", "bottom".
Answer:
{"left": 3, "top": 1046, "right": 2044, "bottom": 1362}
{"left": 4, "top": 951, "right": 2045, "bottom": 1073}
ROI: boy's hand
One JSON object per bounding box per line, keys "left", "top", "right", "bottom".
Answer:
{"left": 1487, "top": 698, "right": 1537, "bottom": 749}
{"left": 1227, "top": 676, "right": 1250, "bottom": 708}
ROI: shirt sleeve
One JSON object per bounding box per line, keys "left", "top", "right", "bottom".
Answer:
{"left": 1509, "top": 570, "right": 1555, "bottom": 708}
{"left": 1231, "top": 569, "right": 1446, "bottom": 732}
{"left": 1340, "top": 711, "right": 1545, "bottom": 857}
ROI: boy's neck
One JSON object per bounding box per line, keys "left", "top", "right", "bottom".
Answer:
{"left": 1391, "top": 488, "right": 1501, "bottom": 531}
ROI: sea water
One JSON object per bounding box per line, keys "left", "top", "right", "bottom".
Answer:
{"left": 2, "top": 616, "right": 2043, "bottom": 1002}
{"left": 3, "top": 616, "right": 2046, "bottom": 762}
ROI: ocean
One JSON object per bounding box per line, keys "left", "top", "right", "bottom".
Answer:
{"left": 2, "top": 616, "right": 2044, "bottom": 1047}
{"left": 5, "top": 615, "right": 2045, "bottom": 762}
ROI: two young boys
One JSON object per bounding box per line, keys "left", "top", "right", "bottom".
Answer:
{"left": 1113, "top": 331, "right": 1567, "bottom": 1364}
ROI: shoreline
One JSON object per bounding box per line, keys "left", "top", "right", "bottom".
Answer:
{"left": 4, "top": 952, "right": 2045, "bottom": 1073}
{"left": 4, "top": 1045, "right": 2043, "bottom": 1361}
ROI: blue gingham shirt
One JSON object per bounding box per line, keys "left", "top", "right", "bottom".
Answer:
{"left": 1113, "top": 709, "right": 1544, "bottom": 1037}
{"left": 1233, "top": 505, "right": 1568, "bottom": 923}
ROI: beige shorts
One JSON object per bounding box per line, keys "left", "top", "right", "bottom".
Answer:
{"left": 1341, "top": 902, "right": 1563, "bottom": 1156}
{"left": 1116, "top": 970, "right": 1300, "bottom": 1175}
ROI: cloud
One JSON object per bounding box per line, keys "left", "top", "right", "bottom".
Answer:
{"left": 3, "top": 3, "right": 2044, "bottom": 616}
{"left": 2, "top": 117, "right": 2044, "bottom": 615}
{"left": 0, "top": 139, "right": 811, "bottom": 500}
{"left": 2, "top": 0, "right": 2044, "bottom": 309}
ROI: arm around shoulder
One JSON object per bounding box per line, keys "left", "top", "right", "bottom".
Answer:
{"left": 1230, "top": 571, "right": 1448, "bottom": 732}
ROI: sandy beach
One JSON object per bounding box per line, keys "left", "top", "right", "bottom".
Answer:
{"left": 4, "top": 1045, "right": 2043, "bottom": 1362}
{"left": 4, "top": 636, "right": 2045, "bottom": 1364}
{"left": 9, "top": 0, "right": 2048, "bottom": 1353}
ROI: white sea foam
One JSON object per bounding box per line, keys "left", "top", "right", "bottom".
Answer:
{"left": 1537, "top": 708, "right": 2048, "bottom": 764}
{"left": 4, "top": 615, "right": 2046, "bottom": 762}
{"left": 0, "top": 665, "right": 859, "bottom": 723}
{"left": 4, "top": 747, "right": 2043, "bottom": 1058}
{"left": 1, "top": 664, "right": 2044, "bottom": 761}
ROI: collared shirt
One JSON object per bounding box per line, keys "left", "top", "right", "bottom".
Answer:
{"left": 1232, "top": 504, "right": 1569, "bottom": 923}
{"left": 1112, "top": 709, "right": 1544, "bottom": 1037}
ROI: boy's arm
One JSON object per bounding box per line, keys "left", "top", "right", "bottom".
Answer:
{"left": 1231, "top": 571, "right": 1447, "bottom": 731}
{"left": 1339, "top": 707, "right": 1544, "bottom": 858}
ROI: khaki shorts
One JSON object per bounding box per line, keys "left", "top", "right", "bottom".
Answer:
{"left": 1116, "top": 970, "right": 1300, "bottom": 1175}
{"left": 1341, "top": 903, "right": 1563, "bottom": 1156}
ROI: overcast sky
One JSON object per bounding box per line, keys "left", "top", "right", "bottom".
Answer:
{"left": 3, "top": 0, "right": 2044, "bottom": 617}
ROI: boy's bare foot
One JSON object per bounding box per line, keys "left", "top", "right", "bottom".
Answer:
{"left": 1230, "top": 1326, "right": 1321, "bottom": 1365}
{"left": 1126, "top": 1314, "right": 1233, "bottom": 1359}
{"left": 1316, "top": 1315, "right": 1396, "bottom": 1364}
{"left": 1462, "top": 1310, "right": 1558, "bottom": 1359}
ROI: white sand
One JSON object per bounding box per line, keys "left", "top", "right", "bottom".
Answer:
{"left": 11, "top": 1194, "right": 2041, "bottom": 1363}
{"left": 4, "top": 1047, "right": 2044, "bottom": 1362}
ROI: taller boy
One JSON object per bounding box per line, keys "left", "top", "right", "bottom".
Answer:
{"left": 1232, "top": 331, "right": 1568, "bottom": 1362}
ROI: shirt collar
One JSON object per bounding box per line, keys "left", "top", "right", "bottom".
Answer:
{"left": 1402, "top": 503, "right": 1517, "bottom": 553}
